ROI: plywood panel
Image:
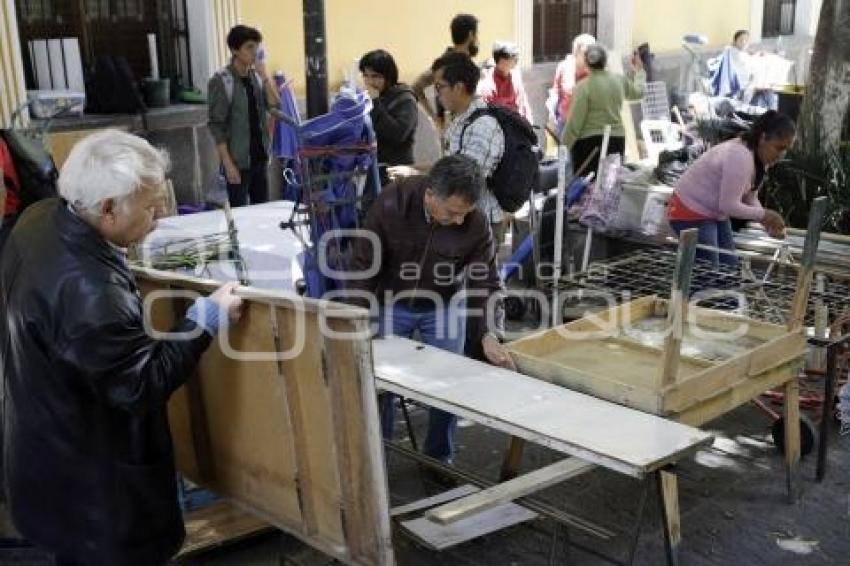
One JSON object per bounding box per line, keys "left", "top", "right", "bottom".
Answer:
{"left": 134, "top": 270, "right": 393, "bottom": 565}
{"left": 194, "top": 301, "right": 303, "bottom": 532}
{"left": 274, "top": 308, "right": 345, "bottom": 545}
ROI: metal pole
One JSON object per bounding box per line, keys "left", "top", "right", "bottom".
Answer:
{"left": 580, "top": 125, "right": 611, "bottom": 274}
{"left": 551, "top": 145, "right": 568, "bottom": 327}
{"left": 302, "top": 0, "right": 328, "bottom": 117}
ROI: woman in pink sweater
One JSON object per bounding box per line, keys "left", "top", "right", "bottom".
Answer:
{"left": 667, "top": 111, "right": 794, "bottom": 266}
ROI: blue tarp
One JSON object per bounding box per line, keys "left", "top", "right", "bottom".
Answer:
{"left": 709, "top": 48, "right": 741, "bottom": 98}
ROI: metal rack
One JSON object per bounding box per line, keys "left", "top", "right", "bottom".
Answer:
{"left": 280, "top": 142, "right": 380, "bottom": 298}
{"left": 548, "top": 249, "right": 850, "bottom": 327}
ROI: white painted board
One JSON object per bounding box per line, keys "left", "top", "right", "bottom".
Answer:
{"left": 61, "top": 38, "right": 85, "bottom": 92}
{"left": 373, "top": 336, "right": 713, "bottom": 478}
{"left": 401, "top": 502, "right": 537, "bottom": 550}
{"left": 47, "top": 39, "right": 66, "bottom": 89}
{"left": 29, "top": 40, "right": 51, "bottom": 90}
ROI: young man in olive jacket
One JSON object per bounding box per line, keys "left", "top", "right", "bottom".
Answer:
{"left": 208, "top": 25, "right": 281, "bottom": 207}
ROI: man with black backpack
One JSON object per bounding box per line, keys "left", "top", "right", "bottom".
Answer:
{"left": 433, "top": 51, "right": 539, "bottom": 248}
{"left": 387, "top": 52, "right": 538, "bottom": 360}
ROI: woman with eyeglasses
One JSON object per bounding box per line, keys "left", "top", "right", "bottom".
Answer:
{"left": 359, "top": 49, "right": 419, "bottom": 168}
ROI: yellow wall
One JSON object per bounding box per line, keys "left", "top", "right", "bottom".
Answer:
{"left": 632, "top": 0, "right": 751, "bottom": 52}
{"left": 239, "top": 0, "right": 516, "bottom": 96}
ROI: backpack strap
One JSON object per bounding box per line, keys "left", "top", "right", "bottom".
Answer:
{"left": 216, "top": 67, "right": 265, "bottom": 105}
{"left": 216, "top": 67, "right": 235, "bottom": 104}
{"left": 457, "top": 107, "right": 492, "bottom": 151}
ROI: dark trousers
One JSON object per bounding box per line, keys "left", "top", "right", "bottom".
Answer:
{"left": 571, "top": 135, "right": 625, "bottom": 177}
{"left": 227, "top": 161, "right": 269, "bottom": 207}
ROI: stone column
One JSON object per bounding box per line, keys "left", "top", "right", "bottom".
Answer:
{"left": 597, "top": 0, "right": 633, "bottom": 53}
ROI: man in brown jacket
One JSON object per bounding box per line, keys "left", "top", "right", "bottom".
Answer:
{"left": 344, "top": 154, "right": 513, "bottom": 463}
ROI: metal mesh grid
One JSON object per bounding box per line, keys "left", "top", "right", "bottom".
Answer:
{"left": 553, "top": 249, "right": 850, "bottom": 327}
{"left": 640, "top": 81, "right": 671, "bottom": 121}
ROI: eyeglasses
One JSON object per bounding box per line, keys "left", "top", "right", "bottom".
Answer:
{"left": 434, "top": 81, "right": 451, "bottom": 92}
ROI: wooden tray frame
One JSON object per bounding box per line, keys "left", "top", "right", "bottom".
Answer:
{"left": 508, "top": 295, "right": 807, "bottom": 425}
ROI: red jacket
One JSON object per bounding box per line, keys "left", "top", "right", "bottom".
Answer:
{"left": 0, "top": 138, "right": 21, "bottom": 216}
{"left": 478, "top": 66, "right": 533, "bottom": 121}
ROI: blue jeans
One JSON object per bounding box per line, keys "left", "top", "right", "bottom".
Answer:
{"left": 378, "top": 304, "right": 465, "bottom": 463}
{"left": 669, "top": 218, "right": 737, "bottom": 268}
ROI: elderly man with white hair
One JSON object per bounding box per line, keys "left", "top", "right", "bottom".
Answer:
{"left": 0, "top": 129, "right": 243, "bottom": 565}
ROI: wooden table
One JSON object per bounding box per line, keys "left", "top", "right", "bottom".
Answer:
{"left": 373, "top": 336, "right": 714, "bottom": 564}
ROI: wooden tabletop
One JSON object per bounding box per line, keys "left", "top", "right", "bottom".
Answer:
{"left": 372, "top": 336, "right": 714, "bottom": 478}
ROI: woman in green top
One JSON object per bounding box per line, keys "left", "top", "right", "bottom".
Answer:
{"left": 561, "top": 43, "right": 645, "bottom": 175}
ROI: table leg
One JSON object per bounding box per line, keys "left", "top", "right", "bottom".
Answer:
{"left": 656, "top": 470, "right": 681, "bottom": 566}
{"left": 816, "top": 345, "right": 837, "bottom": 482}
{"left": 784, "top": 378, "right": 802, "bottom": 502}
{"left": 499, "top": 436, "right": 526, "bottom": 481}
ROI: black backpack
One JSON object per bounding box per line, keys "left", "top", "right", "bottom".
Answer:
{"left": 86, "top": 55, "right": 146, "bottom": 114}
{"left": 0, "top": 130, "right": 58, "bottom": 212}
{"left": 460, "top": 104, "right": 539, "bottom": 213}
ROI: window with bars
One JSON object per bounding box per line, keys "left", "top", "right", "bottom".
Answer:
{"left": 762, "top": 0, "right": 796, "bottom": 37}
{"left": 15, "top": 0, "right": 192, "bottom": 92}
{"left": 533, "top": 0, "right": 598, "bottom": 63}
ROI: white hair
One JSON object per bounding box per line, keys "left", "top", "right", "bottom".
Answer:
{"left": 572, "top": 33, "right": 596, "bottom": 54}
{"left": 58, "top": 129, "right": 170, "bottom": 213}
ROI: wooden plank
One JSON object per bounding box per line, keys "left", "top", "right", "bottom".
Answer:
{"left": 401, "top": 503, "right": 538, "bottom": 551}
{"left": 657, "top": 471, "right": 681, "bottom": 566}
{"left": 659, "top": 229, "right": 698, "bottom": 388}
{"left": 178, "top": 500, "right": 275, "bottom": 558}
{"left": 391, "top": 485, "right": 480, "bottom": 518}
{"left": 374, "top": 337, "right": 714, "bottom": 478}
{"left": 426, "top": 458, "right": 595, "bottom": 525}
{"left": 662, "top": 331, "right": 807, "bottom": 414}
{"left": 663, "top": 353, "right": 753, "bottom": 414}
{"left": 131, "top": 266, "right": 369, "bottom": 320}
{"left": 673, "top": 362, "right": 800, "bottom": 427}
{"left": 748, "top": 331, "right": 807, "bottom": 376}
{"left": 273, "top": 309, "right": 344, "bottom": 543}
{"left": 787, "top": 197, "right": 827, "bottom": 332}
{"left": 324, "top": 317, "right": 395, "bottom": 566}
{"left": 784, "top": 378, "right": 801, "bottom": 502}
{"left": 193, "top": 301, "right": 304, "bottom": 530}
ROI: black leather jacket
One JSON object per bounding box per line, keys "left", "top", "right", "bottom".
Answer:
{"left": 0, "top": 199, "right": 212, "bottom": 565}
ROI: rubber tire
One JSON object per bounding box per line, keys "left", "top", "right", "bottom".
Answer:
{"left": 771, "top": 414, "right": 817, "bottom": 457}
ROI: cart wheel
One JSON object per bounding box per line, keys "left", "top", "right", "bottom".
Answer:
{"left": 771, "top": 415, "right": 817, "bottom": 456}
{"left": 505, "top": 296, "right": 527, "bottom": 321}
